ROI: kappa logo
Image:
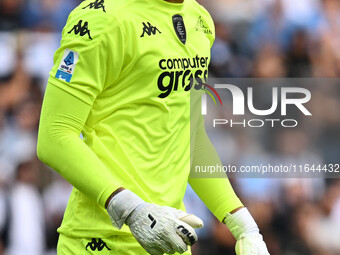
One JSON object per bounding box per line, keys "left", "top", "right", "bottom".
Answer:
{"left": 140, "top": 22, "right": 161, "bottom": 37}
{"left": 195, "top": 16, "right": 212, "bottom": 34}
{"left": 83, "top": 0, "right": 106, "bottom": 12}
{"left": 85, "top": 238, "right": 111, "bottom": 251}
{"left": 68, "top": 20, "right": 93, "bottom": 40}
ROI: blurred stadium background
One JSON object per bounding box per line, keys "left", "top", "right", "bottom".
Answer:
{"left": 0, "top": 0, "right": 340, "bottom": 254}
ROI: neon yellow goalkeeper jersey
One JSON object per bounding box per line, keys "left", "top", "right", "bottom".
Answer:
{"left": 48, "top": 0, "right": 215, "bottom": 237}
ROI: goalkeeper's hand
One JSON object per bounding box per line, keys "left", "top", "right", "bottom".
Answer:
{"left": 107, "top": 189, "right": 203, "bottom": 255}
{"left": 224, "top": 207, "right": 270, "bottom": 255}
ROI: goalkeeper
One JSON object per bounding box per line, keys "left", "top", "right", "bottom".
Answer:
{"left": 37, "top": 0, "right": 269, "bottom": 254}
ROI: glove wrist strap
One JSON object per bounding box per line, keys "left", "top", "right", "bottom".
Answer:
{"left": 224, "top": 207, "right": 259, "bottom": 240}
{"left": 107, "top": 189, "right": 144, "bottom": 229}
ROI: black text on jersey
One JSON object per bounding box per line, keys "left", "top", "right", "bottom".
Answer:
{"left": 140, "top": 22, "right": 161, "bottom": 37}
{"left": 83, "top": 0, "right": 106, "bottom": 13}
{"left": 157, "top": 56, "right": 209, "bottom": 98}
{"left": 68, "top": 20, "right": 93, "bottom": 40}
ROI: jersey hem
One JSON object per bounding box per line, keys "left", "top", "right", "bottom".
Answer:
{"left": 57, "top": 228, "right": 133, "bottom": 239}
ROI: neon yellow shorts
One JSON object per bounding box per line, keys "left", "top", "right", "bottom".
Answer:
{"left": 57, "top": 234, "right": 192, "bottom": 255}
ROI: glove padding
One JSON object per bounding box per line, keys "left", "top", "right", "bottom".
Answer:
{"left": 107, "top": 189, "right": 203, "bottom": 255}
{"left": 224, "top": 208, "right": 270, "bottom": 255}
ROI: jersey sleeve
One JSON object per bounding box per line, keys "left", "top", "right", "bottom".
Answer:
{"left": 188, "top": 116, "right": 243, "bottom": 221}
{"left": 37, "top": 8, "right": 126, "bottom": 208}
{"left": 37, "top": 85, "right": 121, "bottom": 208}
{"left": 48, "top": 6, "right": 125, "bottom": 105}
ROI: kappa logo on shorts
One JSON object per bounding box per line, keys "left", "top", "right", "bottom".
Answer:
{"left": 68, "top": 20, "right": 93, "bottom": 40}
{"left": 140, "top": 22, "right": 161, "bottom": 37}
{"left": 85, "top": 238, "right": 111, "bottom": 251}
{"left": 83, "top": 0, "right": 106, "bottom": 13}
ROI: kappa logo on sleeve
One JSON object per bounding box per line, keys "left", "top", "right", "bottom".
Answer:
{"left": 55, "top": 49, "right": 79, "bottom": 82}
{"left": 68, "top": 20, "right": 93, "bottom": 40}
{"left": 83, "top": 0, "right": 106, "bottom": 13}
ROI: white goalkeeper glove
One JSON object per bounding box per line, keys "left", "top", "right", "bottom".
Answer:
{"left": 107, "top": 189, "right": 203, "bottom": 255}
{"left": 224, "top": 208, "right": 270, "bottom": 255}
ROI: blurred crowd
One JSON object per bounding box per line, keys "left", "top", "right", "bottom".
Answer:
{"left": 0, "top": 0, "right": 339, "bottom": 254}
{"left": 0, "top": 0, "right": 81, "bottom": 254}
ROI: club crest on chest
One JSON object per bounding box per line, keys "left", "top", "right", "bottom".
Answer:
{"left": 172, "top": 14, "right": 186, "bottom": 45}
